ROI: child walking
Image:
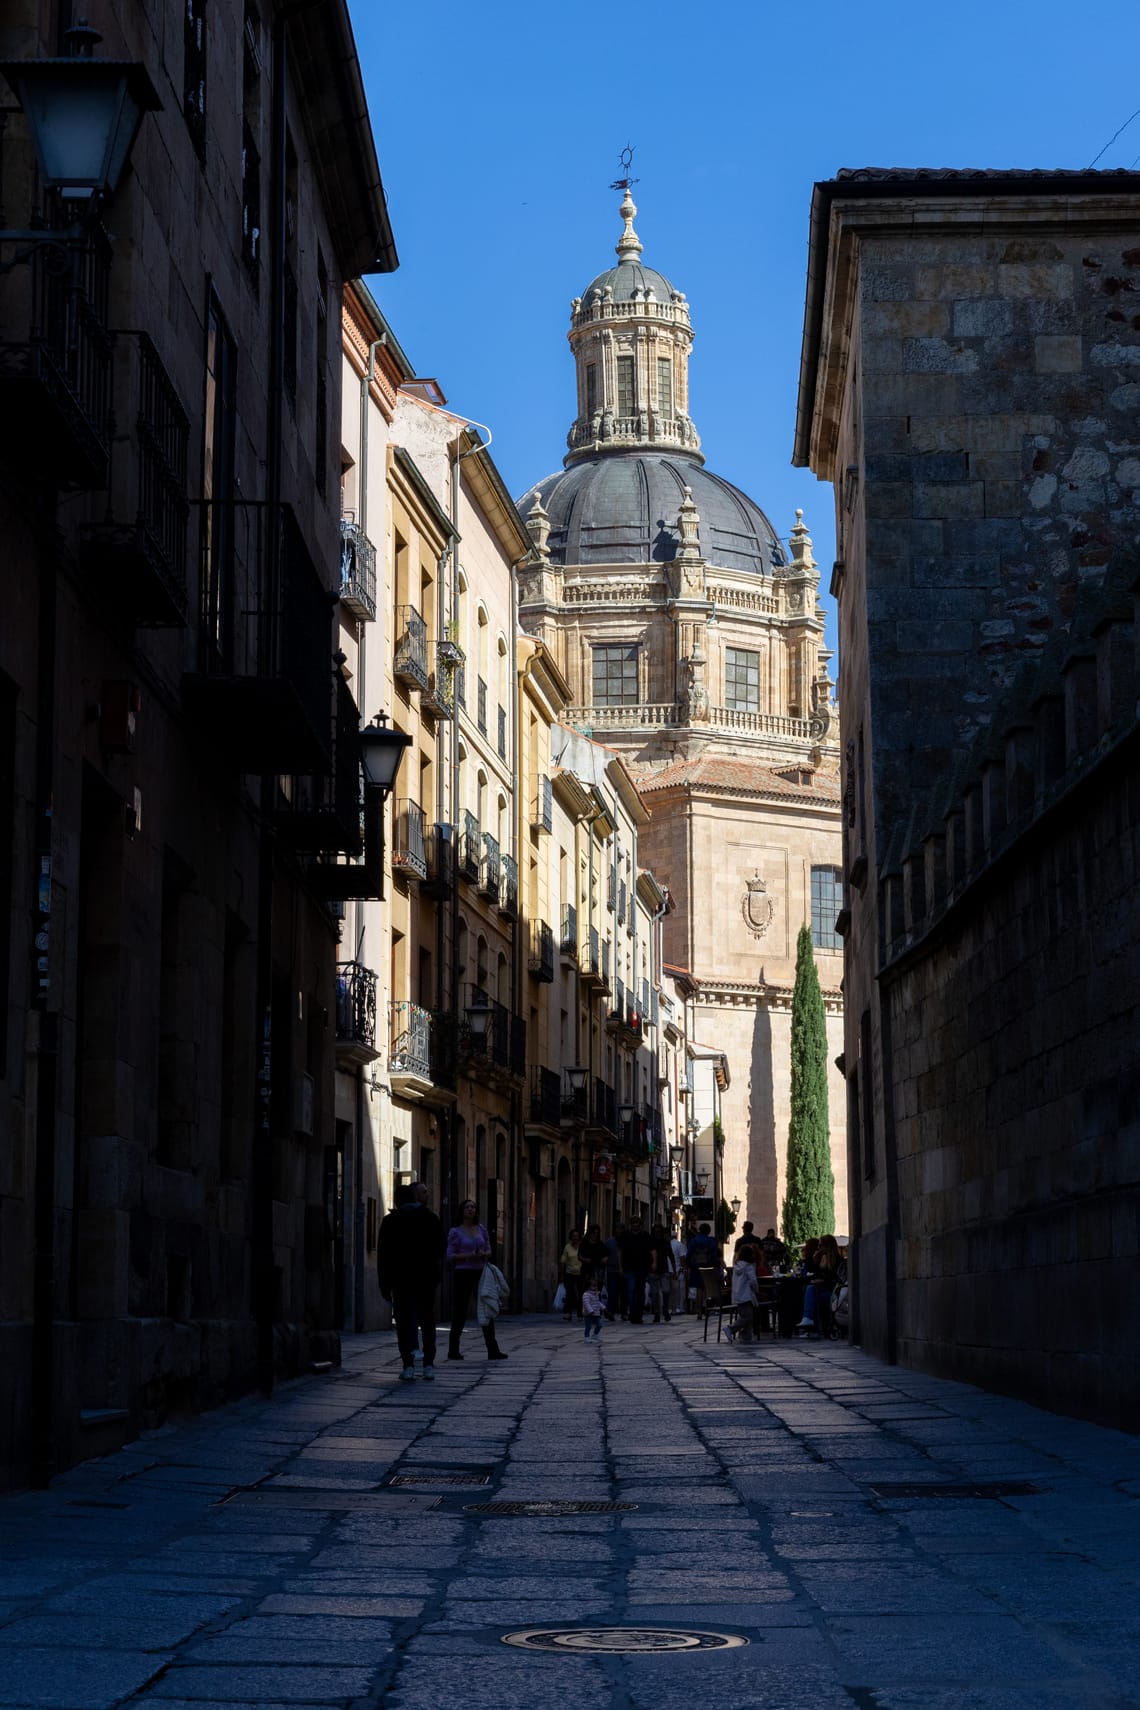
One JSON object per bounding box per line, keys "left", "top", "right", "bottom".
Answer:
{"left": 581, "top": 1270, "right": 604, "bottom": 1342}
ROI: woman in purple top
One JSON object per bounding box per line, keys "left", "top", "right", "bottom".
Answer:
{"left": 446, "top": 1199, "right": 507, "bottom": 1360}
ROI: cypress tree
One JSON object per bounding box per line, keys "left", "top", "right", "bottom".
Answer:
{"left": 782, "top": 924, "right": 834, "bottom": 1246}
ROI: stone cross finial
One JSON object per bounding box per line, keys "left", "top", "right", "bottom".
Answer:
{"left": 616, "top": 186, "right": 643, "bottom": 264}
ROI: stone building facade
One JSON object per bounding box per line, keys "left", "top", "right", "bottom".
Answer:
{"left": 518, "top": 190, "right": 847, "bottom": 1238}
{"left": 795, "top": 168, "right": 1140, "bottom": 1425}
{"left": 0, "top": 1, "right": 395, "bottom": 1485}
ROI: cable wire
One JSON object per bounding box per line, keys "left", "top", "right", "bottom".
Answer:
{"left": 1088, "top": 104, "right": 1140, "bottom": 168}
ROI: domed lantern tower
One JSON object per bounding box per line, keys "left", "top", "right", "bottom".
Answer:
{"left": 516, "top": 187, "right": 846, "bottom": 1241}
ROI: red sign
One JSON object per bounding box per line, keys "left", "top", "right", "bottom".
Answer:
{"left": 592, "top": 1155, "right": 614, "bottom": 1184}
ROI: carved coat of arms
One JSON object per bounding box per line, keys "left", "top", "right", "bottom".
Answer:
{"left": 742, "top": 871, "right": 774, "bottom": 939}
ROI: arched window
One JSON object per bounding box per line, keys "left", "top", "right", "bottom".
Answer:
{"left": 477, "top": 768, "right": 488, "bottom": 834}
{"left": 497, "top": 791, "right": 507, "bottom": 850}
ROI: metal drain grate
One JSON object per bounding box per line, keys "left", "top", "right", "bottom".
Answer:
{"left": 871, "top": 1480, "right": 1044, "bottom": 1500}
{"left": 465, "top": 1499, "right": 638, "bottom": 1516}
{"left": 502, "top": 1626, "right": 747, "bottom": 1652}
{"left": 388, "top": 1471, "right": 491, "bottom": 1488}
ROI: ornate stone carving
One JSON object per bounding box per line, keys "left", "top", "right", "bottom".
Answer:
{"left": 742, "top": 871, "right": 774, "bottom": 939}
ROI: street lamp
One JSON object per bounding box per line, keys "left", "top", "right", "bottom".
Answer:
{"left": 669, "top": 1144, "right": 685, "bottom": 1166}
{"left": 566, "top": 1064, "right": 588, "bottom": 1095}
{"left": 695, "top": 1168, "right": 709, "bottom": 1193}
{"left": 0, "top": 22, "right": 161, "bottom": 210}
{"left": 360, "top": 712, "right": 412, "bottom": 796}
{"left": 464, "top": 996, "right": 492, "bottom": 1041}
{"left": 730, "top": 1196, "right": 741, "bottom": 1218}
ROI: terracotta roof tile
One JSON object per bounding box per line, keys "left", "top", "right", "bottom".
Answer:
{"left": 636, "top": 755, "right": 840, "bottom": 802}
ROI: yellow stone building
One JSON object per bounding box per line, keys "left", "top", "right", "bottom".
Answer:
{"left": 517, "top": 191, "right": 848, "bottom": 1235}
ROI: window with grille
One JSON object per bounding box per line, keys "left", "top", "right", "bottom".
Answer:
{"left": 586, "top": 363, "right": 598, "bottom": 417}
{"left": 616, "top": 355, "right": 635, "bottom": 417}
{"left": 725, "top": 647, "right": 759, "bottom": 712}
{"left": 656, "top": 356, "right": 673, "bottom": 416}
{"left": 592, "top": 644, "right": 638, "bottom": 707}
{"left": 811, "top": 865, "right": 843, "bottom": 951}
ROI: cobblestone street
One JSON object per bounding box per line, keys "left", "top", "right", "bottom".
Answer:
{"left": 1, "top": 1319, "right": 1137, "bottom": 1710}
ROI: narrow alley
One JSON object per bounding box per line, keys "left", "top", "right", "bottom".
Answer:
{"left": 1, "top": 1321, "right": 1137, "bottom": 1710}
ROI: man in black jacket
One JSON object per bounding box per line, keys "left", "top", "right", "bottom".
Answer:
{"left": 619, "top": 1216, "right": 654, "bottom": 1325}
{"left": 376, "top": 1183, "right": 446, "bottom": 1381}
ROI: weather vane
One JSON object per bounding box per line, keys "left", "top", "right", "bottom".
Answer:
{"left": 609, "top": 144, "right": 639, "bottom": 192}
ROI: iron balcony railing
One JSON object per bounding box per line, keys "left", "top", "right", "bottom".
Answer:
{"left": 642, "top": 1101, "right": 660, "bottom": 1156}
{"left": 423, "top": 822, "right": 455, "bottom": 897}
{"left": 500, "top": 854, "right": 518, "bottom": 917}
{"left": 560, "top": 902, "right": 578, "bottom": 955}
{"left": 2, "top": 227, "right": 114, "bottom": 489}
{"left": 455, "top": 662, "right": 466, "bottom": 708}
{"left": 618, "top": 879, "right": 627, "bottom": 925}
{"left": 587, "top": 924, "right": 601, "bottom": 979}
{"left": 530, "top": 1065, "right": 561, "bottom": 1127}
{"left": 562, "top": 1072, "right": 588, "bottom": 1125}
{"left": 393, "top": 799, "right": 427, "bottom": 879}
{"left": 184, "top": 501, "right": 334, "bottom": 774}
{"left": 592, "top": 1077, "right": 617, "bottom": 1137}
{"left": 389, "top": 1000, "right": 431, "bottom": 1080}
{"left": 339, "top": 518, "right": 376, "bottom": 621}
{"left": 277, "top": 669, "right": 364, "bottom": 857}
{"left": 529, "top": 920, "right": 555, "bottom": 982}
{"left": 336, "top": 961, "right": 377, "bottom": 1053}
{"left": 460, "top": 811, "right": 480, "bottom": 882}
{"left": 423, "top": 645, "right": 456, "bottom": 719}
{"left": 477, "top": 675, "right": 487, "bottom": 735}
{"left": 479, "top": 832, "right": 501, "bottom": 901}
{"left": 602, "top": 938, "right": 611, "bottom": 986}
{"left": 394, "top": 604, "right": 429, "bottom": 691}
{"left": 497, "top": 705, "right": 507, "bottom": 759}
{"left": 532, "top": 774, "right": 553, "bottom": 833}
{"left": 81, "top": 331, "right": 190, "bottom": 626}
{"left": 607, "top": 869, "right": 617, "bottom": 912}
{"left": 461, "top": 985, "right": 524, "bottom": 1076}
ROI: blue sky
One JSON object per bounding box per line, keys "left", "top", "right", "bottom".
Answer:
{"left": 350, "top": 1, "right": 1140, "bottom": 653}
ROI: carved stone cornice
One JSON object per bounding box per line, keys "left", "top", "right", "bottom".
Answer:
{"left": 694, "top": 979, "right": 844, "bottom": 1016}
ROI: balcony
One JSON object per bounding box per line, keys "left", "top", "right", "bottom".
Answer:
{"left": 393, "top": 799, "right": 427, "bottom": 881}
{"left": 589, "top": 1076, "right": 617, "bottom": 1140}
{"left": 529, "top": 1065, "right": 562, "bottom": 1130}
{"left": 532, "top": 775, "right": 553, "bottom": 833}
{"left": 277, "top": 672, "right": 364, "bottom": 857}
{"left": 388, "top": 1001, "right": 432, "bottom": 1097}
{"left": 335, "top": 961, "right": 379, "bottom": 1066}
{"left": 182, "top": 502, "right": 334, "bottom": 774}
{"left": 528, "top": 919, "right": 555, "bottom": 983}
{"left": 479, "top": 833, "right": 501, "bottom": 902}
{"left": 422, "top": 822, "right": 455, "bottom": 900}
{"left": 454, "top": 662, "right": 466, "bottom": 709}
{"left": 459, "top": 811, "right": 480, "bottom": 883}
{"left": 607, "top": 980, "right": 644, "bottom": 1047}
{"left": 339, "top": 518, "right": 376, "bottom": 621}
{"left": 422, "top": 645, "right": 456, "bottom": 720}
{"left": 580, "top": 924, "right": 608, "bottom": 992}
{"left": 617, "top": 1107, "right": 650, "bottom": 1162}
{"left": 394, "top": 605, "right": 428, "bottom": 692}
{"left": 460, "top": 986, "right": 525, "bottom": 1082}
{"left": 618, "top": 879, "right": 627, "bottom": 926}
{"left": 80, "top": 332, "right": 189, "bottom": 626}
{"left": 499, "top": 854, "right": 518, "bottom": 918}
{"left": 0, "top": 228, "right": 112, "bottom": 488}
{"left": 607, "top": 870, "right": 617, "bottom": 912}
{"left": 477, "top": 676, "right": 488, "bottom": 735}
{"left": 497, "top": 705, "right": 507, "bottom": 759}
{"left": 560, "top": 902, "right": 578, "bottom": 961}
{"left": 561, "top": 1073, "right": 588, "bottom": 1127}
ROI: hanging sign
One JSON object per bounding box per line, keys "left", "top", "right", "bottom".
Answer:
{"left": 592, "top": 1154, "right": 614, "bottom": 1185}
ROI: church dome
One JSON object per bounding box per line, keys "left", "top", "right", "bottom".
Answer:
{"left": 579, "top": 260, "right": 678, "bottom": 307}
{"left": 519, "top": 453, "right": 787, "bottom": 577}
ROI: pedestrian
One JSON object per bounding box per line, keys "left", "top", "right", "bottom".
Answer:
{"left": 670, "top": 1226, "right": 688, "bottom": 1313}
{"left": 730, "top": 1242, "right": 763, "bottom": 1342}
{"left": 604, "top": 1222, "right": 625, "bottom": 1320}
{"left": 647, "top": 1222, "right": 675, "bottom": 1322}
{"left": 579, "top": 1224, "right": 607, "bottom": 1283}
{"left": 733, "top": 1219, "right": 757, "bottom": 1258}
{"left": 619, "top": 1215, "right": 654, "bottom": 1324}
{"left": 686, "top": 1221, "right": 720, "bottom": 1314}
{"left": 446, "top": 1198, "right": 508, "bottom": 1360}
{"left": 559, "top": 1228, "right": 584, "bottom": 1321}
{"left": 376, "top": 1181, "right": 446, "bottom": 1382}
{"left": 761, "top": 1226, "right": 789, "bottom": 1270}
{"left": 581, "top": 1269, "right": 604, "bottom": 1342}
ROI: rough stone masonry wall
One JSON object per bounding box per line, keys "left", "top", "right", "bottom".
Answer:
{"left": 880, "top": 557, "right": 1140, "bottom": 1427}
{"left": 860, "top": 222, "right": 1140, "bottom": 841}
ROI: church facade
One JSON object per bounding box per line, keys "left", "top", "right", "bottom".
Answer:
{"left": 517, "top": 191, "right": 847, "bottom": 1236}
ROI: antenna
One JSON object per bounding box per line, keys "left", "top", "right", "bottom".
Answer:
{"left": 609, "top": 143, "right": 639, "bottom": 193}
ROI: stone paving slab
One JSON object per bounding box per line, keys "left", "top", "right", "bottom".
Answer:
{"left": 1, "top": 1320, "right": 1138, "bottom": 1708}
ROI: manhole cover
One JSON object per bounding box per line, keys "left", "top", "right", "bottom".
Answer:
{"left": 871, "top": 1480, "right": 1044, "bottom": 1500}
{"left": 466, "top": 1500, "right": 638, "bottom": 1516}
{"left": 503, "top": 1627, "right": 748, "bottom": 1653}
{"left": 388, "top": 1472, "right": 491, "bottom": 1488}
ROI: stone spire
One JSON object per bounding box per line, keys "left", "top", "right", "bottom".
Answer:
{"left": 525, "top": 491, "right": 551, "bottom": 561}
{"left": 615, "top": 186, "right": 643, "bottom": 264}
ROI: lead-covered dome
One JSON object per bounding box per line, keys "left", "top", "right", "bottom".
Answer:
{"left": 519, "top": 453, "right": 787, "bottom": 576}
